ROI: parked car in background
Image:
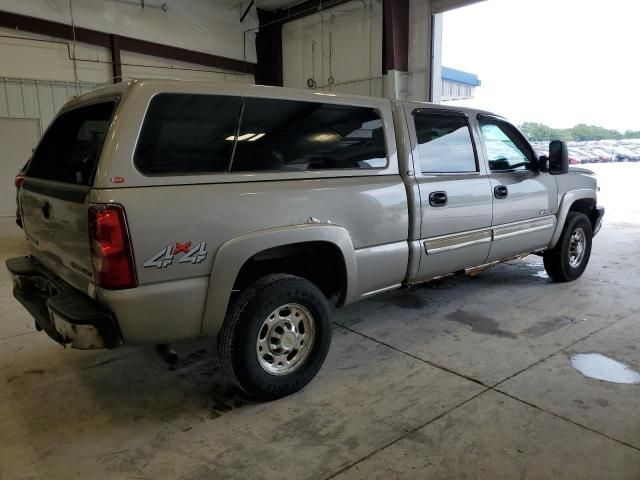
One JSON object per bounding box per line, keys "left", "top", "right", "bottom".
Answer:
{"left": 534, "top": 148, "right": 548, "bottom": 158}
{"left": 583, "top": 151, "right": 598, "bottom": 163}
{"left": 630, "top": 146, "right": 640, "bottom": 161}
{"left": 571, "top": 148, "right": 595, "bottom": 163}
{"left": 590, "top": 148, "right": 614, "bottom": 163}
{"left": 613, "top": 146, "right": 640, "bottom": 162}
{"left": 569, "top": 151, "right": 586, "bottom": 164}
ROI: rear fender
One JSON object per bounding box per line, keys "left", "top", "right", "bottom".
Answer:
{"left": 201, "top": 224, "right": 357, "bottom": 337}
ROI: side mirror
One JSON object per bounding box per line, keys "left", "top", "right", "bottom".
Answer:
{"left": 538, "top": 155, "right": 549, "bottom": 172}
{"left": 548, "top": 140, "right": 569, "bottom": 175}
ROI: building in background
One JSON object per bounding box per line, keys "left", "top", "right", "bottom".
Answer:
{"left": 440, "top": 66, "right": 481, "bottom": 101}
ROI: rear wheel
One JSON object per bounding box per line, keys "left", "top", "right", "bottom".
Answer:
{"left": 218, "top": 274, "right": 332, "bottom": 400}
{"left": 543, "top": 212, "right": 592, "bottom": 282}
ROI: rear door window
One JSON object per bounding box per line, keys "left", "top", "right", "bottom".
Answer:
{"left": 28, "top": 101, "right": 116, "bottom": 185}
{"left": 413, "top": 111, "right": 478, "bottom": 173}
{"left": 135, "top": 93, "right": 242, "bottom": 175}
{"left": 230, "top": 98, "right": 387, "bottom": 172}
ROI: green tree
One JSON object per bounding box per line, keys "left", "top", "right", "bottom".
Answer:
{"left": 553, "top": 128, "right": 573, "bottom": 141}
{"left": 519, "top": 122, "right": 634, "bottom": 142}
{"left": 519, "top": 122, "right": 570, "bottom": 141}
{"left": 571, "top": 124, "right": 622, "bottom": 141}
{"left": 623, "top": 130, "right": 640, "bottom": 139}
{"left": 519, "top": 122, "right": 556, "bottom": 141}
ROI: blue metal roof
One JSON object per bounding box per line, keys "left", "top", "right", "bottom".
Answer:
{"left": 441, "top": 66, "right": 481, "bottom": 87}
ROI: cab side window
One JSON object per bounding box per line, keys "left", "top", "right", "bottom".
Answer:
{"left": 479, "top": 118, "right": 534, "bottom": 172}
{"left": 413, "top": 111, "right": 478, "bottom": 173}
{"left": 135, "top": 93, "right": 242, "bottom": 175}
{"left": 230, "top": 98, "right": 387, "bottom": 172}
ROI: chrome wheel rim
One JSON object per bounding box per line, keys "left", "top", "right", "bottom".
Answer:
{"left": 256, "top": 303, "right": 315, "bottom": 375}
{"left": 568, "top": 227, "right": 586, "bottom": 268}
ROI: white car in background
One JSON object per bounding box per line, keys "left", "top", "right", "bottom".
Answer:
{"left": 613, "top": 145, "right": 640, "bottom": 162}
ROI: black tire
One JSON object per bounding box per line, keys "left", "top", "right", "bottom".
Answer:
{"left": 218, "top": 274, "right": 332, "bottom": 400}
{"left": 543, "top": 212, "right": 592, "bottom": 282}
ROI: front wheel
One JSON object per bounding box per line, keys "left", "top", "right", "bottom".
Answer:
{"left": 218, "top": 274, "right": 332, "bottom": 400}
{"left": 543, "top": 212, "right": 593, "bottom": 282}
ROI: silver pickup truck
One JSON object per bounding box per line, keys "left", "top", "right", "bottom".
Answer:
{"left": 7, "top": 80, "right": 604, "bottom": 399}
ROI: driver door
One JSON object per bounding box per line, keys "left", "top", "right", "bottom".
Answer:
{"left": 477, "top": 115, "right": 558, "bottom": 262}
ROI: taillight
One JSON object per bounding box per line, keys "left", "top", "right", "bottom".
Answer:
{"left": 88, "top": 203, "right": 137, "bottom": 289}
{"left": 15, "top": 175, "right": 24, "bottom": 189}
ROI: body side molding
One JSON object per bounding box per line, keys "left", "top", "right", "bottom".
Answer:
{"left": 422, "top": 215, "right": 555, "bottom": 256}
{"left": 424, "top": 227, "right": 492, "bottom": 255}
{"left": 492, "top": 216, "right": 556, "bottom": 241}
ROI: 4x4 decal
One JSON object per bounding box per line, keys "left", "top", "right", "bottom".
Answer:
{"left": 144, "top": 241, "right": 208, "bottom": 269}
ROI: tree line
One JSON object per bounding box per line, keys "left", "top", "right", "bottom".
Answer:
{"left": 519, "top": 122, "right": 640, "bottom": 142}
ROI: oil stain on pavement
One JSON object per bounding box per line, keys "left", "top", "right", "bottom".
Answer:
{"left": 446, "top": 309, "right": 516, "bottom": 339}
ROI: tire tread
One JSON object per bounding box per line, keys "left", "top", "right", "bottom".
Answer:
{"left": 543, "top": 212, "right": 592, "bottom": 282}
{"left": 217, "top": 274, "right": 331, "bottom": 399}
{"left": 218, "top": 273, "right": 296, "bottom": 393}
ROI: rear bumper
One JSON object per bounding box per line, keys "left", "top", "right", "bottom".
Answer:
{"left": 593, "top": 205, "right": 605, "bottom": 236}
{"left": 6, "top": 256, "right": 122, "bottom": 349}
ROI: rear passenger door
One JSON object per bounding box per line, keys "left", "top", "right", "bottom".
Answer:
{"left": 477, "top": 115, "right": 558, "bottom": 262}
{"left": 406, "top": 108, "right": 493, "bottom": 280}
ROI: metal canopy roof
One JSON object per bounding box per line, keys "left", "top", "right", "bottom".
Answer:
{"left": 255, "top": 0, "right": 307, "bottom": 10}
{"left": 255, "top": 0, "right": 485, "bottom": 12}
{"left": 441, "top": 67, "right": 481, "bottom": 86}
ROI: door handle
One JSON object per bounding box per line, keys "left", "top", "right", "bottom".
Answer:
{"left": 429, "top": 191, "right": 448, "bottom": 207}
{"left": 494, "top": 185, "right": 508, "bottom": 199}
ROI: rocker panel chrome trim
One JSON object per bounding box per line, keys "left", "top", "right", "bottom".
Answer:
{"left": 424, "top": 228, "right": 492, "bottom": 255}
{"left": 492, "top": 216, "right": 556, "bottom": 241}
{"left": 423, "top": 216, "right": 556, "bottom": 255}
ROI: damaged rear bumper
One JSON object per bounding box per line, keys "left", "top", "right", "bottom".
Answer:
{"left": 6, "top": 256, "right": 122, "bottom": 349}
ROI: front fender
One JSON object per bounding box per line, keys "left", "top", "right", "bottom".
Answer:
{"left": 201, "top": 224, "right": 358, "bottom": 337}
{"left": 550, "top": 189, "right": 597, "bottom": 248}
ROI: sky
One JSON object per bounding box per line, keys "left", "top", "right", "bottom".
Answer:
{"left": 441, "top": 0, "right": 640, "bottom": 132}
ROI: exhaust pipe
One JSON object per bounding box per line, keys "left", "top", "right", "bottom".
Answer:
{"left": 155, "top": 344, "right": 178, "bottom": 364}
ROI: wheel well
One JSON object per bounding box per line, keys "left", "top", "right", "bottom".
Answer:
{"left": 569, "top": 198, "right": 597, "bottom": 230}
{"left": 233, "top": 241, "right": 347, "bottom": 305}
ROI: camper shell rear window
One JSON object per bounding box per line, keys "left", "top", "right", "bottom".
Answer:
{"left": 28, "top": 101, "right": 117, "bottom": 186}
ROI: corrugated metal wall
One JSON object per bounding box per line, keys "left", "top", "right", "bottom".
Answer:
{"left": 440, "top": 79, "right": 474, "bottom": 101}
{"left": 0, "top": 77, "right": 102, "bottom": 134}
{"left": 282, "top": 1, "right": 383, "bottom": 98}
{"left": 0, "top": 118, "right": 40, "bottom": 216}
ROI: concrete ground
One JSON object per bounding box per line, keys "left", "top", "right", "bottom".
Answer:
{"left": 1, "top": 163, "right": 639, "bottom": 479}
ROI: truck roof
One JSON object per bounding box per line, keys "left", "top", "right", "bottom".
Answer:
{"left": 65, "top": 79, "right": 498, "bottom": 118}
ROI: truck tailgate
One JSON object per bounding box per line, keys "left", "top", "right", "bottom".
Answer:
{"left": 21, "top": 180, "right": 94, "bottom": 293}
{"left": 19, "top": 100, "right": 117, "bottom": 294}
